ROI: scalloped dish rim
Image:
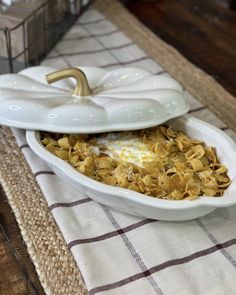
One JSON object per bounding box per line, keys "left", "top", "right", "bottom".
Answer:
{"left": 26, "top": 115, "right": 236, "bottom": 213}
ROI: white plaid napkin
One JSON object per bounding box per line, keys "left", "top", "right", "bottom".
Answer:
{"left": 13, "top": 7, "right": 236, "bottom": 295}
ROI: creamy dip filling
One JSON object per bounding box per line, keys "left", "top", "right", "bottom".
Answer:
{"left": 93, "top": 133, "right": 156, "bottom": 167}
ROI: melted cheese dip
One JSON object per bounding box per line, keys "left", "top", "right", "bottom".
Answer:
{"left": 94, "top": 133, "right": 156, "bottom": 167}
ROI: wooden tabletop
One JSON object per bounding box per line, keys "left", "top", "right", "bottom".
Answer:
{"left": 122, "top": 0, "right": 236, "bottom": 97}
{"left": 0, "top": 1, "right": 235, "bottom": 294}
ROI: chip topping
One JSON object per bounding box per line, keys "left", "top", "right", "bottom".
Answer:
{"left": 41, "top": 125, "right": 231, "bottom": 200}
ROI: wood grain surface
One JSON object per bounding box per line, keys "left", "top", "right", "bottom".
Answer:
{"left": 122, "top": 0, "right": 236, "bottom": 97}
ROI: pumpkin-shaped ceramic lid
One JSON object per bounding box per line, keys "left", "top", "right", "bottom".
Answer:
{"left": 0, "top": 66, "right": 189, "bottom": 133}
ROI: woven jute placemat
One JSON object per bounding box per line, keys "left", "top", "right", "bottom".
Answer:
{"left": 0, "top": 127, "right": 88, "bottom": 295}
{"left": 0, "top": 1, "right": 235, "bottom": 295}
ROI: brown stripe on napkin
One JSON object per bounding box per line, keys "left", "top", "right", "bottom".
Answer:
{"left": 188, "top": 106, "right": 206, "bottom": 113}
{"left": 155, "top": 70, "right": 167, "bottom": 75}
{"left": 34, "top": 171, "right": 55, "bottom": 177}
{"left": 19, "top": 144, "right": 30, "bottom": 150}
{"left": 64, "top": 29, "right": 120, "bottom": 41}
{"left": 101, "top": 56, "right": 150, "bottom": 68}
{"left": 49, "top": 42, "right": 135, "bottom": 58}
{"left": 77, "top": 18, "right": 106, "bottom": 26}
{"left": 68, "top": 218, "right": 156, "bottom": 248}
{"left": 49, "top": 197, "right": 92, "bottom": 211}
{"left": 220, "top": 127, "right": 229, "bottom": 131}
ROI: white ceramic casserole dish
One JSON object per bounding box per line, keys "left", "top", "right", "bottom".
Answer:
{"left": 26, "top": 115, "right": 236, "bottom": 221}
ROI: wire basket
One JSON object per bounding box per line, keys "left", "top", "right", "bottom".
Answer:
{"left": 0, "top": 0, "right": 93, "bottom": 74}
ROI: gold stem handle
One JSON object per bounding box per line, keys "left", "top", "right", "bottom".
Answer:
{"left": 46, "top": 68, "right": 92, "bottom": 96}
